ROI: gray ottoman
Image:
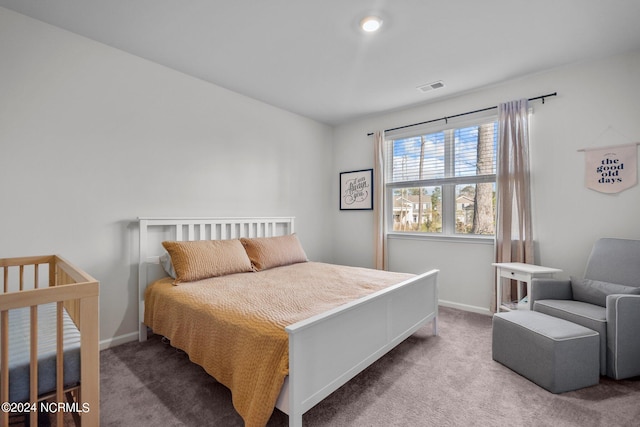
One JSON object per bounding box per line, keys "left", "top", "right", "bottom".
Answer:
{"left": 492, "top": 310, "right": 599, "bottom": 393}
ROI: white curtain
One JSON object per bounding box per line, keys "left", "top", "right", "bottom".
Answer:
{"left": 494, "top": 99, "right": 534, "bottom": 311}
{"left": 374, "top": 130, "right": 387, "bottom": 270}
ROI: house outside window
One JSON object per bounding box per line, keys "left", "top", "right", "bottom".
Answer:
{"left": 386, "top": 118, "right": 497, "bottom": 237}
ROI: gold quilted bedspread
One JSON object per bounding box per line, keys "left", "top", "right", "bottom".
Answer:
{"left": 144, "top": 261, "right": 414, "bottom": 427}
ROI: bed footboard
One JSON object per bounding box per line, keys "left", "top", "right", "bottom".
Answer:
{"left": 282, "top": 269, "right": 438, "bottom": 427}
{"left": 0, "top": 255, "right": 99, "bottom": 426}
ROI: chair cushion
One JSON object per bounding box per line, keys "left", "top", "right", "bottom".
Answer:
{"left": 534, "top": 299, "right": 607, "bottom": 375}
{"left": 584, "top": 238, "right": 640, "bottom": 286}
{"left": 571, "top": 276, "right": 640, "bottom": 307}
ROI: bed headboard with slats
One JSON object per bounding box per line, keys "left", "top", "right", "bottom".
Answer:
{"left": 137, "top": 216, "right": 295, "bottom": 341}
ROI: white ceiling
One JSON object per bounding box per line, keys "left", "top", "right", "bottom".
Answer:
{"left": 2, "top": 0, "right": 640, "bottom": 125}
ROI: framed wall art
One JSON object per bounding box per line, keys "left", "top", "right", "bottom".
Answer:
{"left": 340, "top": 169, "right": 373, "bottom": 210}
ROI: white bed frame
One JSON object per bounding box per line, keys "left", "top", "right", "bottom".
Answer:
{"left": 138, "top": 217, "right": 438, "bottom": 427}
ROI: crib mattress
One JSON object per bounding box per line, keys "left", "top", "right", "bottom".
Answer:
{"left": 4, "top": 303, "right": 81, "bottom": 403}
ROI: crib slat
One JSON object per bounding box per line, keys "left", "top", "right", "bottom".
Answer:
{"left": 30, "top": 305, "right": 38, "bottom": 426}
{"left": 49, "top": 261, "right": 56, "bottom": 287}
{"left": 56, "top": 301, "right": 64, "bottom": 426}
{"left": 3, "top": 267, "right": 7, "bottom": 293}
{"left": 1, "top": 310, "right": 8, "bottom": 427}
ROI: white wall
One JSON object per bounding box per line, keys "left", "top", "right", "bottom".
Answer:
{"left": 332, "top": 49, "right": 640, "bottom": 314}
{"left": 3, "top": 5, "right": 640, "bottom": 341}
{"left": 0, "top": 8, "right": 334, "bottom": 346}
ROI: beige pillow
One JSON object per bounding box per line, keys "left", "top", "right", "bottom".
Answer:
{"left": 241, "top": 234, "right": 308, "bottom": 271}
{"left": 162, "top": 239, "right": 253, "bottom": 284}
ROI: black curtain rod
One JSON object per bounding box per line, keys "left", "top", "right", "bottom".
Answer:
{"left": 367, "top": 92, "right": 557, "bottom": 136}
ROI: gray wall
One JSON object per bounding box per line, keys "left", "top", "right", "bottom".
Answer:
{"left": 0, "top": 8, "right": 334, "bottom": 346}
{"left": 3, "top": 6, "right": 640, "bottom": 342}
{"left": 332, "top": 49, "right": 640, "bottom": 314}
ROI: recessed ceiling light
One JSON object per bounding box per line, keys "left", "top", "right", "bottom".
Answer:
{"left": 360, "top": 16, "right": 382, "bottom": 32}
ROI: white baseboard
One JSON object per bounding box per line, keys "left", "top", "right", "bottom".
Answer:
{"left": 100, "top": 331, "right": 139, "bottom": 351}
{"left": 438, "top": 299, "right": 492, "bottom": 316}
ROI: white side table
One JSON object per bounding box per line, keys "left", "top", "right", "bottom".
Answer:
{"left": 492, "top": 262, "right": 562, "bottom": 312}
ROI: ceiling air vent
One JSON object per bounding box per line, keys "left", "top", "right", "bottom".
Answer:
{"left": 417, "top": 80, "right": 445, "bottom": 93}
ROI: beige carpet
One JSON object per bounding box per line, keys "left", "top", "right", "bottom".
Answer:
{"left": 100, "top": 307, "right": 640, "bottom": 426}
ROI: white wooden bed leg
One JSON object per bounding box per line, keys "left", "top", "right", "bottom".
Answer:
{"left": 139, "top": 219, "right": 149, "bottom": 343}
{"left": 289, "top": 412, "right": 303, "bottom": 427}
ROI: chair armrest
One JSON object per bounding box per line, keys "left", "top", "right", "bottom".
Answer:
{"left": 606, "top": 294, "right": 640, "bottom": 379}
{"left": 530, "top": 278, "right": 572, "bottom": 307}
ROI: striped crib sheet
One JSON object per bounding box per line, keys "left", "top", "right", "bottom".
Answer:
{"left": 3, "top": 303, "right": 81, "bottom": 403}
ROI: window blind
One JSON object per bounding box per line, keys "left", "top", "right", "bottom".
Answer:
{"left": 387, "top": 121, "right": 497, "bottom": 184}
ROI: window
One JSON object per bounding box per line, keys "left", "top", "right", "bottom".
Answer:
{"left": 386, "top": 119, "right": 497, "bottom": 237}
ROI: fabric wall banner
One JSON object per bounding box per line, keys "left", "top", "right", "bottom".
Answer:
{"left": 583, "top": 143, "right": 638, "bottom": 194}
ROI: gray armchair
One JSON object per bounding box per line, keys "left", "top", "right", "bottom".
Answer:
{"left": 530, "top": 238, "right": 640, "bottom": 380}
